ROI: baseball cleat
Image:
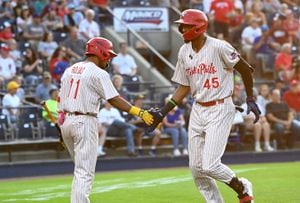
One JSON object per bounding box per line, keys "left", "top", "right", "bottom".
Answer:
{"left": 238, "top": 178, "right": 254, "bottom": 203}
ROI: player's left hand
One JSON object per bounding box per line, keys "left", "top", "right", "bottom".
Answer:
{"left": 246, "top": 97, "right": 261, "bottom": 123}
{"left": 147, "top": 108, "right": 164, "bottom": 133}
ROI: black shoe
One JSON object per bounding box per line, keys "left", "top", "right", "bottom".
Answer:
{"left": 148, "top": 149, "right": 157, "bottom": 157}
{"left": 137, "top": 149, "right": 143, "bottom": 156}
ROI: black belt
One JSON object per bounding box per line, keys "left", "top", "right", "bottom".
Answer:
{"left": 66, "top": 111, "right": 97, "bottom": 117}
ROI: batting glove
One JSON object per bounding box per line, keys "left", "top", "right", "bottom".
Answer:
{"left": 147, "top": 108, "right": 164, "bottom": 133}
{"left": 129, "top": 106, "right": 154, "bottom": 126}
{"left": 246, "top": 97, "right": 261, "bottom": 123}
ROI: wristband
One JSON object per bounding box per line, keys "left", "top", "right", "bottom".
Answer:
{"left": 169, "top": 98, "right": 178, "bottom": 107}
{"left": 129, "top": 106, "right": 141, "bottom": 116}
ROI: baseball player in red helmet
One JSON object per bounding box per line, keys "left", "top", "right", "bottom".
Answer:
{"left": 57, "top": 37, "right": 153, "bottom": 203}
{"left": 148, "top": 9, "right": 260, "bottom": 203}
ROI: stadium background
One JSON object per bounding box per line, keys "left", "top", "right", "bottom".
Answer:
{"left": 0, "top": 0, "right": 300, "bottom": 202}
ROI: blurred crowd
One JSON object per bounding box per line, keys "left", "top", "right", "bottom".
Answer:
{"left": 0, "top": 0, "right": 299, "bottom": 156}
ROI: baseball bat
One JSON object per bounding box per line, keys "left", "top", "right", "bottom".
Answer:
{"left": 41, "top": 100, "right": 66, "bottom": 150}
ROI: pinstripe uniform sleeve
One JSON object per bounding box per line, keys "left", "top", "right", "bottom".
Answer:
{"left": 220, "top": 41, "right": 240, "bottom": 70}
{"left": 172, "top": 46, "right": 190, "bottom": 86}
{"left": 94, "top": 70, "right": 119, "bottom": 100}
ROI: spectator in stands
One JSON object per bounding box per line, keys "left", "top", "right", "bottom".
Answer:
{"left": 274, "top": 78, "right": 288, "bottom": 98}
{"left": 162, "top": 95, "right": 188, "bottom": 156}
{"left": 157, "top": 0, "right": 180, "bottom": 8}
{"left": 249, "top": 1, "right": 267, "bottom": 26}
{"left": 16, "top": 5, "right": 32, "bottom": 39}
{"left": 241, "top": 18, "right": 262, "bottom": 63}
{"left": 23, "top": 13, "right": 48, "bottom": 48}
{"left": 2, "top": 81, "right": 21, "bottom": 123}
{"left": 253, "top": 24, "right": 279, "bottom": 72}
{"left": 266, "top": 89, "right": 300, "bottom": 149}
{"left": 0, "top": 21, "right": 14, "bottom": 43}
{"left": 257, "top": 83, "right": 271, "bottom": 116}
{"left": 32, "top": 1, "right": 47, "bottom": 16}
{"left": 78, "top": 9, "right": 100, "bottom": 42}
{"left": 10, "top": 75, "right": 25, "bottom": 102}
{"left": 241, "top": 89, "right": 274, "bottom": 152}
{"left": 228, "top": 5, "right": 244, "bottom": 44}
{"left": 283, "top": 80, "right": 300, "bottom": 120}
{"left": 280, "top": 0, "right": 298, "bottom": 8}
{"left": 49, "top": 46, "right": 70, "bottom": 83}
{"left": 269, "top": 16, "right": 292, "bottom": 46}
{"left": 21, "top": 47, "right": 43, "bottom": 85}
{"left": 209, "top": 0, "right": 235, "bottom": 40}
{"left": 98, "top": 101, "right": 138, "bottom": 156}
{"left": 291, "top": 61, "right": 300, "bottom": 81}
{"left": 34, "top": 71, "right": 57, "bottom": 103}
{"left": 63, "top": 4, "right": 84, "bottom": 32}
{"left": 0, "top": 43, "right": 16, "bottom": 86}
{"left": 42, "top": 88, "right": 58, "bottom": 122}
{"left": 7, "top": 39, "right": 22, "bottom": 72}
{"left": 232, "top": 85, "right": 242, "bottom": 106}
{"left": 61, "top": 26, "right": 85, "bottom": 63}
{"left": 0, "top": 1, "right": 14, "bottom": 23}
{"left": 42, "top": 6, "right": 64, "bottom": 31}
{"left": 244, "top": 0, "right": 262, "bottom": 12}
{"left": 88, "top": 0, "right": 113, "bottom": 8}
{"left": 127, "top": 94, "right": 161, "bottom": 157}
{"left": 262, "top": 0, "right": 281, "bottom": 25}
{"left": 111, "top": 74, "right": 129, "bottom": 100}
{"left": 41, "top": 0, "right": 58, "bottom": 18}
{"left": 282, "top": 9, "right": 300, "bottom": 46}
{"left": 97, "top": 123, "right": 107, "bottom": 156}
{"left": 56, "top": 0, "right": 69, "bottom": 21}
{"left": 111, "top": 42, "right": 140, "bottom": 87}
{"left": 37, "top": 31, "right": 58, "bottom": 61}
{"left": 275, "top": 43, "right": 294, "bottom": 81}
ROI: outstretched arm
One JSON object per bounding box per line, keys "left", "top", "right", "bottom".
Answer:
{"left": 108, "top": 96, "right": 153, "bottom": 125}
{"left": 148, "top": 85, "right": 190, "bottom": 132}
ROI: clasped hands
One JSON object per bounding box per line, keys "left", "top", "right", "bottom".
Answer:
{"left": 138, "top": 108, "right": 164, "bottom": 132}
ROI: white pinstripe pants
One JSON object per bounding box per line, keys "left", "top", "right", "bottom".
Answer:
{"left": 188, "top": 97, "right": 236, "bottom": 203}
{"left": 61, "top": 115, "right": 99, "bottom": 203}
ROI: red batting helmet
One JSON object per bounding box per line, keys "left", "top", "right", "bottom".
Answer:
{"left": 175, "top": 9, "right": 208, "bottom": 41}
{"left": 85, "top": 37, "right": 117, "bottom": 61}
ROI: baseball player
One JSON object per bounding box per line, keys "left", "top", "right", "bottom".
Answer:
{"left": 57, "top": 37, "right": 153, "bottom": 203}
{"left": 148, "top": 9, "right": 260, "bottom": 203}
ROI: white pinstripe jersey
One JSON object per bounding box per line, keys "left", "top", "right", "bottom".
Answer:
{"left": 58, "top": 61, "right": 119, "bottom": 114}
{"left": 172, "top": 36, "right": 240, "bottom": 102}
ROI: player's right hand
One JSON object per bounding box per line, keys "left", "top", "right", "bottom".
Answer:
{"left": 138, "top": 109, "right": 154, "bottom": 126}
{"left": 147, "top": 108, "right": 164, "bottom": 132}
{"left": 246, "top": 97, "right": 261, "bottom": 123}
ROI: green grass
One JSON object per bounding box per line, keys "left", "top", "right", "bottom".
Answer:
{"left": 0, "top": 162, "right": 299, "bottom": 203}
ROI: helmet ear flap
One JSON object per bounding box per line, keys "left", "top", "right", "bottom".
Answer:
{"left": 101, "top": 50, "right": 110, "bottom": 61}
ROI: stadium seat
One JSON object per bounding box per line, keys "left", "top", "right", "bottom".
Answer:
{"left": 0, "top": 114, "right": 15, "bottom": 140}
{"left": 18, "top": 107, "right": 43, "bottom": 139}
{"left": 16, "top": 121, "right": 34, "bottom": 140}
{"left": 44, "top": 122, "right": 60, "bottom": 139}
{"left": 53, "top": 31, "right": 67, "bottom": 43}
